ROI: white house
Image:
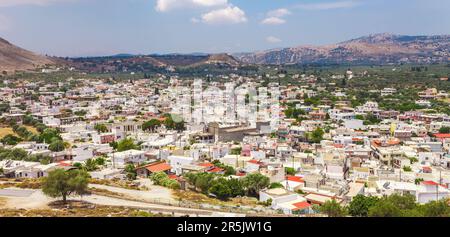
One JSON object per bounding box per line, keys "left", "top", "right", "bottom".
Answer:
{"left": 259, "top": 188, "right": 312, "bottom": 215}
{"left": 167, "top": 155, "right": 195, "bottom": 175}
{"left": 108, "top": 149, "right": 146, "bottom": 168}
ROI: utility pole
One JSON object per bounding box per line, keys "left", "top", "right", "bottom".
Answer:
{"left": 292, "top": 155, "right": 294, "bottom": 170}
{"left": 285, "top": 174, "right": 290, "bottom": 191}
{"left": 436, "top": 183, "right": 439, "bottom": 201}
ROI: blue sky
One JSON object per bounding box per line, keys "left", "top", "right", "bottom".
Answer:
{"left": 0, "top": 0, "right": 449, "bottom": 57}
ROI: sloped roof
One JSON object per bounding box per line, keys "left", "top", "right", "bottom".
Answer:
{"left": 146, "top": 162, "right": 171, "bottom": 173}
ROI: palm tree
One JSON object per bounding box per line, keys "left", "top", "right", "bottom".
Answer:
{"left": 84, "top": 158, "right": 98, "bottom": 171}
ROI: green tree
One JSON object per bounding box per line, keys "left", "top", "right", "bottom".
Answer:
{"left": 318, "top": 200, "right": 347, "bottom": 217}
{"left": 142, "top": 119, "right": 162, "bottom": 132}
{"left": 95, "top": 157, "right": 106, "bottom": 166}
{"left": 211, "top": 160, "right": 236, "bottom": 176}
{"left": 150, "top": 171, "right": 179, "bottom": 189}
{"left": 94, "top": 124, "right": 109, "bottom": 133}
{"left": 0, "top": 134, "right": 23, "bottom": 145}
{"left": 42, "top": 169, "right": 89, "bottom": 203}
{"left": 195, "top": 173, "right": 216, "bottom": 194}
{"left": 184, "top": 172, "right": 216, "bottom": 194}
{"left": 48, "top": 140, "right": 65, "bottom": 152}
{"left": 348, "top": 195, "right": 380, "bottom": 217}
{"left": 403, "top": 166, "right": 412, "bottom": 172}
{"left": 0, "top": 148, "right": 29, "bottom": 160}
{"left": 355, "top": 114, "right": 365, "bottom": 120}
{"left": 388, "top": 193, "right": 417, "bottom": 210}
{"left": 227, "top": 178, "right": 245, "bottom": 197}
{"left": 73, "top": 162, "right": 83, "bottom": 169}
{"left": 116, "top": 138, "right": 139, "bottom": 152}
{"left": 150, "top": 172, "right": 169, "bottom": 185}
{"left": 242, "top": 173, "right": 270, "bottom": 197}
{"left": 368, "top": 200, "right": 401, "bottom": 217}
{"left": 414, "top": 178, "right": 424, "bottom": 185}
{"left": 284, "top": 107, "right": 305, "bottom": 119}
{"left": 39, "top": 128, "right": 61, "bottom": 143}
{"left": 309, "top": 127, "right": 325, "bottom": 143}
{"left": 285, "top": 167, "right": 296, "bottom": 176}
{"left": 420, "top": 200, "right": 450, "bottom": 217}
{"left": 209, "top": 180, "right": 232, "bottom": 200}
{"left": 439, "top": 126, "right": 450, "bottom": 133}
{"left": 84, "top": 158, "right": 98, "bottom": 171}
{"left": 124, "top": 164, "right": 137, "bottom": 180}
{"left": 269, "top": 182, "right": 284, "bottom": 189}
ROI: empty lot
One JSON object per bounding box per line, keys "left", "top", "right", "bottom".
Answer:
{"left": 0, "top": 189, "right": 36, "bottom": 197}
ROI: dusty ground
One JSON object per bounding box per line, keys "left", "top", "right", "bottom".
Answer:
{"left": 89, "top": 178, "right": 146, "bottom": 190}
{"left": 0, "top": 197, "right": 5, "bottom": 207}
{"left": 0, "top": 200, "right": 168, "bottom": 217}
{"left": 0, "top": 178, "right": 247, "bottom": 217}
{"left": 90, "top": 183, "right": 175, "bottom": 203}
{"left": 0, "top": 188, "right": 225, "bottom": 217}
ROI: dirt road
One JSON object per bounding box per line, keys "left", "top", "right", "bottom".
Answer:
{"left": 0, "top": 188, "right": 243, "bottom": 217}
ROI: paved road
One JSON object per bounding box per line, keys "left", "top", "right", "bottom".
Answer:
{"left": 0, "top": 189, "right": 36, "bottom": 197}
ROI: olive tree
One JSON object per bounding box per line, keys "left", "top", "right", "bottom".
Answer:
{"left": 42, "top": 169, "right": 90, "bottom": 203}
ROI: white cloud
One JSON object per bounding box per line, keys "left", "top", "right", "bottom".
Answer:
{"left": 0, "top": 0, "right": 75, "bottom": 7}
{"left": 201, "top": 6, "right": 247, "bottom": 25}
{"left": 190, "top": 17, "right": 200, "bottom": 23}
{"left": 155, "top": 0, "right": 228, "bottom": 12}
{"left": 262, "top": 8, "right": 291, "bottom": 25}
{"left": 295, "top": 1, "right": 360, "bottom": 10}
{"left": 267, "top": 8, "right": 291, "bottom": 18}
{"left": 261, "top": 17, "right": 285, "bottom": 25}
{"left": 266, "top": 36, "right": 281, "bottom": 43}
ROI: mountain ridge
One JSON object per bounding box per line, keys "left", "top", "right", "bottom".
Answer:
{"left": 234, "top": 33, "right": 450, "bottom": 65}
{"left": 0, "top": 37, "right": 55, "bottom": 72}
{"left": 1, "top": 33, "right": 449, "bottom": 73}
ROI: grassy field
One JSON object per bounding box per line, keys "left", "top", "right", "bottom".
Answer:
{"left": 0, "top": 125, "right": 38, "bottom": 139}
{"left": 0, "top": 127, "right": 14, "bottom": 138}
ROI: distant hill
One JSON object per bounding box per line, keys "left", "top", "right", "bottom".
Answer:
{"left": 0, "top": 37, "right": 55, "bottom": 72}
{"left": 66, "top": 53, "right": 240, "bottom": 73}
{"left": 2, "top": 33, "right": 448, "bottom": 74}
{"left": 235, "top": 33, "right": 450, "bottom": 65}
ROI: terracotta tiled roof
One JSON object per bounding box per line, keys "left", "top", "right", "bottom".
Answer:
{"left": 422, "top": 180, "right": 439, "bottom": 186}
{"left": 248, "top": 159, "right": 263, "bottom": 165}
{"left": 208, "top": 167, "right": 224, "bottom": 173}
{"left": 146, "top": 162, "right": 172, "bottom": 173}
{"left": 292, "top": 201, "right": 311, "bottom": 210}
{"left": 286, "top": 175, "right": 304, "bottom": 183}
{"left": 434, "top": 134, "right": 450, "bottom": 139}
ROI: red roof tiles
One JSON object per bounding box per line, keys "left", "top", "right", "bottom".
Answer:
{"left": 434, "top": 134, "right": 450, "bottom": 139}
{"left": 208, "top": 167, "right": 224, "bottom": 173}
{"left": 292, "top": 201, "right": 311, "bottom": 210}
{"left": 286, "top": 175, "right": 304, "bottom": 183}
{"left": 422, "top": 180, "right": 439, "bottom": 186}
{"left": 146, "top": 162, "right": 172, "bottom": 173}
